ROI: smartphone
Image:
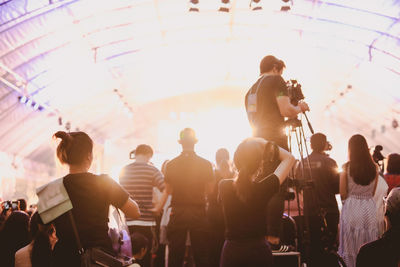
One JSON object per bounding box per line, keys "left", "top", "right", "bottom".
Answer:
{"left": 11, "top": 201, "right": 20, "bottom": 211}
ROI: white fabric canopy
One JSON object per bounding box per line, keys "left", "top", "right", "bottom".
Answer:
{"left": 0, "top": 0, "right": 399, "bottom": 192}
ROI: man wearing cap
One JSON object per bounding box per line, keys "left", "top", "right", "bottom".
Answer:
{"left": 296, "top": 133, "right": 340, "bottom": 266}
{"left": 119, "top": 144, "right": 168, "bottom": 267}
{"left": 356, "top": 186, "right": 400, "bottom": 267}
{"left": 164, "top": 128, "right": 214, "bottom": 267}
{"left": 245, "top": 55, "right": 310, "bottom": 251}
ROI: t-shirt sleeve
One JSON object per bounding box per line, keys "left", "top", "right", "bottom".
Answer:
{"left": 101, "top": 175, "right": 129, "bottom": 208}
{"left": 153, "top": 169, "right": 166, "bottom": 191}
{"left": 274, "top": 76, "right": 288, "bottom": 98}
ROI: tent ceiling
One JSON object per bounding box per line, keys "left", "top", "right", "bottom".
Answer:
{"left": 0, "top": 0, "right": 400, "bottom": 164}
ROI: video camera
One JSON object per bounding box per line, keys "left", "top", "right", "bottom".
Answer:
{"left": 287, "top": 80, "right": 304, "bottom": 106}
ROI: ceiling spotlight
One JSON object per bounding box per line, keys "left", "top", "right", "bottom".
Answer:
{"left": 219, "top": 0, "right": 230, "bottom": 12}
{"left": 189, "top": 0, "right": 199, "bottom": 12}
{"left": 33, "top": 102, "right": 40, "bottom": 110}
{"left": 393, "top": 119, "right": 399, "bottom": 129}
{"left": 280, "top": 0, "right": 291, "bottom": 11}
{"left": 250, "top": 0, "right": 262, "bottom": 11}
{"left": 19, "top": 95, "right": 27, "bottom": 103}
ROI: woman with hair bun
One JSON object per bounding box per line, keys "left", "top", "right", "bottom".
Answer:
{"left": 218, "top": 138, "right": 295, "bottom": 267}
{"left": 51, "top": 131, "right": 140, "bottom": 267}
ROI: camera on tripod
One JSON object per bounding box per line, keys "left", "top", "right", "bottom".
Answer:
{"left": 287, "top": 80, "right": 305, "bottom": 106}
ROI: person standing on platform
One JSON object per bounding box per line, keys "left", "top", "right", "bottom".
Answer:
{"left": 164, "top": 128, "right": 214, "bottom": 267}
{"left": 245, "top": 55, "right": 309, "bottom": 250}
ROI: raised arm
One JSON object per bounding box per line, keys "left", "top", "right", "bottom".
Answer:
{"left": 276, "top": 96, "right": 309, "bottom": 118}
{"left": 273, "top": 147, "right": 296, "bottom": 185}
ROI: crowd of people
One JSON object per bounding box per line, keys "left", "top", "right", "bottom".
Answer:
{"left": 1, "top": 128, "right": 399, "bottom": 267}
{"left": 0, "top": 54, "right": 399, "bottom": 267}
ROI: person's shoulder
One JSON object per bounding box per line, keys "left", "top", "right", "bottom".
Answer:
{"left": 324, "top": 155, "right": 338, "bottom": 166}
{"left": 15, "top": 242, "right": 32, "bottom": 255}
{"left": 197, "top": 155, "right": 213, "bottom": 165}
{"left": 357, "top": 238, "right": 384, "bottom": 261}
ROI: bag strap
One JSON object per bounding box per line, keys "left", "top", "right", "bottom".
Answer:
{"left": 68, "top": 210, "right": 85, "bottom": 255}
{"left": 62, "top": 176, "right": 84, "bottom": 255}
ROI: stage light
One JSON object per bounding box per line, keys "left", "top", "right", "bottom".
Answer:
{"left": 250, "top": 0, "right": 262, "bottom": 11}
{"left": 26, "top": 99, "right": 32, "bottom": 107}
{"left": 189, "top": 0, "right": 199, "bottom": 12}
{"left": 281, "top": 0, "right": 291, "bottom": 11}
{"left": 33, "top": 102, "right": 40, "bottom": 110}
{"left": 19, "top": 96, "right": 27, "bottom": 103}
{"left": 393, "top": 119, "right": 398, "bottom": 129}
{"left": 219, "top": 0, "right": 230, "bottom": 12}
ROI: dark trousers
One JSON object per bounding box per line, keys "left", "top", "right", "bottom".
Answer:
{"left": 167, "top": 207, "right": 209, "bottom": 267}
{"left": 129, "top": 225, "right": 154, "bottom": 267}
{"left": 220, "top": 238, "right": 273, "bottom": 267}
{"left": 255, "top": 129, "right": 288, "bottom": 238}
{"left": 207, "top": 206, "right": 225, "bottom": 267}
{"left": 308, "top": 212, "right": 339, "bottom": 267}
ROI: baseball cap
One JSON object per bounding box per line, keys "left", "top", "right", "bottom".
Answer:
{"left": 179, "top": 128, "right": 197, "bottom": 142}
{"left": 384, "top": 187, "right": 400, "bottom": 216}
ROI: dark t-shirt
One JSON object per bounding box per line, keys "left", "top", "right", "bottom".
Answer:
{"left": 356, "top": 227, "right": 400, "bottom": 267}
{"left": 53, "top": 173, "right": 129, "bottom": 266}
{"left": 297, "top": 152, "right": 339, "bottom": 214}
{"left": 219, "top": 174, "right": 280, "bottom": 240}
{"left": 165, "top": 151, "right": 214, "bottom": 207}
{"left": 245, "top": 75, "right": 288, "bottom": 135}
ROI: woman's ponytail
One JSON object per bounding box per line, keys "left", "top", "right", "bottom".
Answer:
{"left": 235, "top": 167, "right": 253, "bottom": 202}
{"left": 54, "top": 131, "right": 72, "bottom": 164}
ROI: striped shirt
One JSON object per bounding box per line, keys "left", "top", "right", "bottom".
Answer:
{"left": 119, "top": 162, "right": 165, "bottom": 223}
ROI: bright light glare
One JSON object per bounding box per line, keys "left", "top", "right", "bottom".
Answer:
{"left": 157, "top": 107, "right": 252, "bottom": 162}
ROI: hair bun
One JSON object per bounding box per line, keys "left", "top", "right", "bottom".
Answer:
{"left": 54, "top": 131, "right": 71, "bottom": 142}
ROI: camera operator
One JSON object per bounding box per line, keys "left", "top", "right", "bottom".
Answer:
{"left": 245, "top": 55, "right": 309, "bottom": 150}
{"left": 296, "top": 133, "right": 339, "bottom": 267}
{"left": 245, "top": 55, "right": 309, "bottom": 250}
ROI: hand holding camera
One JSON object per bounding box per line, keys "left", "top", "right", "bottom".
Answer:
{"left": 298, "top": 101, "right": 310, "bottom": 113}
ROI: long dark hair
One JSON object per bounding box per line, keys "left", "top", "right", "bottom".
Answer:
{"left": 30, "top": 212, "right": 55, "bottom": 267}
{"left": 387, "top": 153, "right": 400, "bottom": 174}
{"left": 233, "top": 138, "right": 265, "bottom": 202}
{"left": 215, "top": 148, "right": 235, "bottom": 179}
{"left": 0, "top": 211, "right": 30, "bottom": 266}
{"left": 53, "top": 131, "right": 93, "bottom": 165}
{"left": 348, "top": 134, "right": 376, "bottom": 185}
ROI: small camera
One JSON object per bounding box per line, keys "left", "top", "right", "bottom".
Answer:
{"left": 1, "top": 200, "right": 20, "bottom": 212}
{"left": 287, "top": 80, "right": 305, "bottom": 106}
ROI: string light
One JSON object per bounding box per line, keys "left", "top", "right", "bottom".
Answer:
{"left": 113, "top": 89, "right": 134, "bottom": 118}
